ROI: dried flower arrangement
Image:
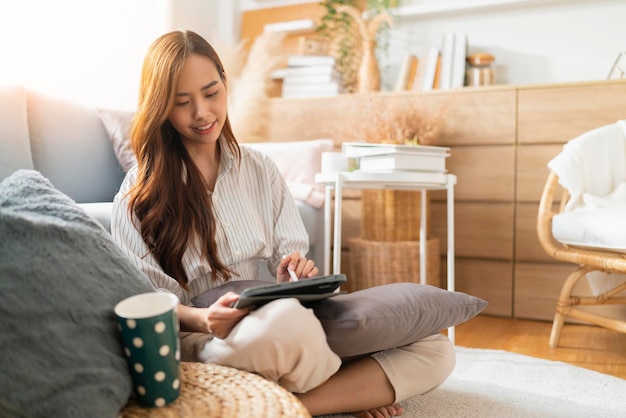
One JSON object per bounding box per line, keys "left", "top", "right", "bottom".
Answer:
{"left": 340, "top": 93, "right": 449, "bottom": 146}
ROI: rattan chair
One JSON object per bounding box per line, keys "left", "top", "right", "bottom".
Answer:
{"left": 537, "top": 121, "right": 626, "bottom": 348}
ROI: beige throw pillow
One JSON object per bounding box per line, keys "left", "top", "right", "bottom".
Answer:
{"left": 97, "top": 108, "right": 137, "bottom": 172}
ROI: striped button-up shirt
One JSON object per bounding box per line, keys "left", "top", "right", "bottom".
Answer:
{"left": 111, "top": 143, "right": 309, "bottom": 306}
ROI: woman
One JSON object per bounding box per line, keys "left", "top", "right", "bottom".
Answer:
{"left": 112, "top": 29, "right": 455, "bottom": 418}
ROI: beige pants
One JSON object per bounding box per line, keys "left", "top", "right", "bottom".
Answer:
{"left": 181, "top": 298, "right": 455, "bottom": 400}
{"left": 372, "top": 333, "right": 456, "bottom": 402}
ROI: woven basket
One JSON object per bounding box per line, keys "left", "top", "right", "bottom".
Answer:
{"left": 120, "top": 362, "right": 311, "bottom": 418}
{"left": 361, "top": 190, "right": 429, "bottom": 241}
{"left": 347, "top": 237, "right": 440, "bottom": 293}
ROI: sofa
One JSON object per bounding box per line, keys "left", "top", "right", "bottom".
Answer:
{"left": 0, "top": 83, "right": 332, "bottom": 281}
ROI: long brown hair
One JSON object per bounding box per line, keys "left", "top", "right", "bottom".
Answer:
{"left": 128, "top": 30, "right": 240, "bottom": 290}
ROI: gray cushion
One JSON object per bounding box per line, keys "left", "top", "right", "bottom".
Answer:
{"left": 192, "top": 281, "right": 487, "bottom": 359}
{"left": 0, "top": 169, "right": 155, "bottom": 418}
{"left": 312, "top": 283, "right": 487, "bottom": 358}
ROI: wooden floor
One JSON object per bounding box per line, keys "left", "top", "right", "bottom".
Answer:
{"left": 451, "top": 314, "right": 626, "bottom": 380}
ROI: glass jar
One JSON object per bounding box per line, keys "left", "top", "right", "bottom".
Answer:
{"left": 466, "top": 53, "right": 495, "bottom": 87}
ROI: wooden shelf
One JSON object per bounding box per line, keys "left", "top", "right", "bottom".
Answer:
{"left": 384, "top": 0, "right": 588, "bottom": 20}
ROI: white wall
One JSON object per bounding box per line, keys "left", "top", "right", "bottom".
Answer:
{"left": 2, "top": 0, "right": 623, "bottom": 108}
{"left": 168, "top": 0, "right": 241, "bottom": 46}
{"left": 235, "top": 0, "right": 626, "bottom": 90}
{"left": 0, "top": 0, "right": 168, "bottom": 109}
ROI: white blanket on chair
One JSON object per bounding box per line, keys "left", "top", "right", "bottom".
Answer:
{"left": 547, "top": 120, "right": 626, "bottom": 212}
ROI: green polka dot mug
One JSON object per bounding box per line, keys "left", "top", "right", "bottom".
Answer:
{"left": 115, "top": 292, "right": 181, "bottom": 408}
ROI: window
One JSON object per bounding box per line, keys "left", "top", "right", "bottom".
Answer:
{"left": 0, "top": 0, "right": 168, "bottom": 109}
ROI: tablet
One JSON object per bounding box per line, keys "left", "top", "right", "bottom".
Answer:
{"left": 231, "top": 274, "right": 347, "bottom": 309}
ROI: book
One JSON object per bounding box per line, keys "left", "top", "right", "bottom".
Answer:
{"left": 432, "top": 54, "right": 442, "bottom": 89}
{"left": 358, "top": 152, "right": 448, "bottom": 173}
{"left": 282, "top": 80, "right": 342, "bottom": 98}
{"left": 342, "top": 142, "right": 451, "bottom": 159}
{"left": 287, "top": 55, "right": 336, "bottom": 67}
{"left": 411, "top": 53, "right": 427, "bottom": 92}
{"left": 395, "top": 53, "right": 417, "bottom": 91}
{"left": 413, "top": 46, "right": 440, "bottom": 92}
{"left": 263, "top": 19, "right": 315, "bottom": 35}
{"left": 271, "top": 65, "right": 340, "bottom": 80}
{"left": 316, "top": 169, "right": 449, "bottom": 186}
{"left": 405, "top": 56, "right": 419, "bottom": 90}
{"left": 439, "top": 32, "right": 455, "bottom": 90}
{"left": 283, "top": 72, "right": 341, "bottom": 86}
{"left": 275, "top": 56, "right": 343, "bottom": 98}
{"left": 450, "top": 32, "right": 467, "bottom": 89}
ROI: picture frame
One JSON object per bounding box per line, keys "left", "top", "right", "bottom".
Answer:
{"left": 607, "top": 51, "right": 626, "bottom": 80}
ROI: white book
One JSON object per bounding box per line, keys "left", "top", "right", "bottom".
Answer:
{"left": 271, "top": 65, "right": 339, "bottom": 80}
{"left": 439, "top": 32, "right": 455, "bottom": 90}
{"left": 315, "top": 169, "right": 449, "bottom": 187}
{"left": 287, "top": 55, "right": 336, "bottom": 67}
{"left": 395, "top": 53, "right": 417, "bottom": 91}
{"left": 283, "top": 72, "right": 341, "bottom": 86}
{"left": 263, "top": 19, "right": 315, "bottom": 34}
{"left": 342, "top": 142, "right": 450, "bottom": 158}
{"left": 414, "top": 46, "right": 440, "bottom": 92}
{"left": 450, "top": 32, "right": 467, "bottom": 89}
{"left": 282, "top": 80, "right": 342, "bottom": 98}
{"left": 358, "top": 152, "right": 447, "bottom": 173}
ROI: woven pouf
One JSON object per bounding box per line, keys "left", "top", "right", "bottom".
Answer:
{"left": 348, "top": 237, "right": 440, "bottom": 292}
{"left": 120, "top": 362, "right": 311, "bottom": 418}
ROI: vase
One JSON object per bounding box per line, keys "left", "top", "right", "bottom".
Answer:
{"left": 358, "top": 39, "right": 381, "bottom": 93}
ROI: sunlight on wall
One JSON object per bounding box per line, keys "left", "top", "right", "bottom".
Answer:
{"left": 0, "top": 0, "right": 168, "bottom": 109}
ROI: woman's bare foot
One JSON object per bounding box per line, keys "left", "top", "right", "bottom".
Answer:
{"left": 352, "top": 403, "right": 404, "bottom": 418}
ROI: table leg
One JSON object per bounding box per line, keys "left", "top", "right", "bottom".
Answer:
{"left": 323, "top": 186, "right": 332, "bottom": 275}
{"left": 420, "top": 189, "right": 427, "bottom": 284}
{"left": 332, "top": 175, "right": 344, "bottom": 274}
{"left": 447, "top": 175, "right": 456, "bottom": 344}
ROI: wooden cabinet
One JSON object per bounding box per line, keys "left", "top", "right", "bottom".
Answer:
{"left": 264, "top": 79, "right": 626, "bottom": 320}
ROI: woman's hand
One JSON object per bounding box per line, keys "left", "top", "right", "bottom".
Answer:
{"left": 178, "top": 292, "right": 253, "bottom": 339}
{"left": 276, "top": 251, "right": 319, "bottom": 283}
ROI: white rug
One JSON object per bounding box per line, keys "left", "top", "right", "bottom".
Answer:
{"left": 319, "top": 346, "right": 626, "bottom": 418}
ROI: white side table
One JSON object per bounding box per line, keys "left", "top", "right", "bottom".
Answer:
{"left": 315, "top": 170, "right": 457, "bottom": 342}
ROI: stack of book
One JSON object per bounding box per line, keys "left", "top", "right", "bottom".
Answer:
{"left": 342, "top": 142, "right": 450, "bottom": 173}
{"left": 272, "top": 55, "right": 343, "bottom": 99}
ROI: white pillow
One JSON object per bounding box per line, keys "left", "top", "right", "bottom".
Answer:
{"left": 97, "top": 108, "right": 137, "bottom": 172}
{"left": 242, "top": 139, "right": 335, "bottom": 208}
{"left": 552, "top": 206, "right": 626, "bottom": 252}
{"left": 0, "top": 84, "right": 34, "bottom": 181}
